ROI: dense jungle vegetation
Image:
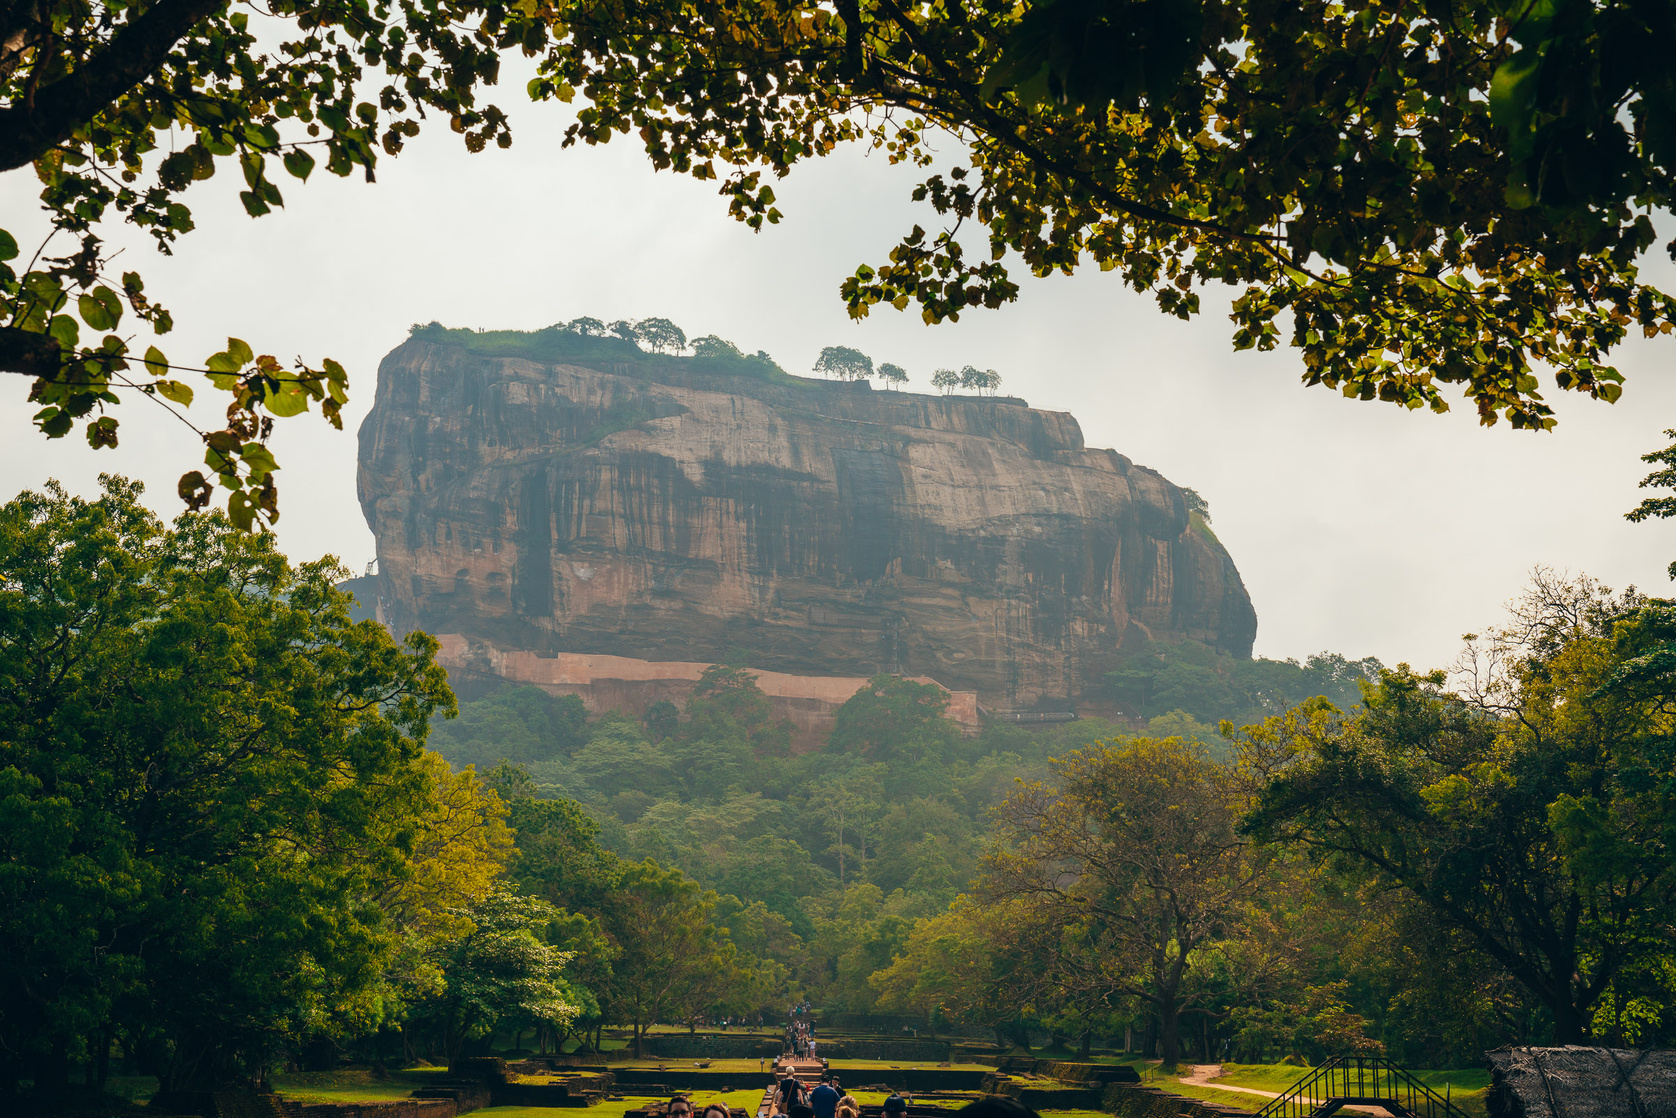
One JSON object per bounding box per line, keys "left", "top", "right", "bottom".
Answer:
{"left": 5, "top": 480, "right": 1676, "bottom": 1106}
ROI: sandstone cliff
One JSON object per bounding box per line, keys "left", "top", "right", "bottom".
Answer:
{"left": 357, "top": 329, "right": 1256, "bottom": 709}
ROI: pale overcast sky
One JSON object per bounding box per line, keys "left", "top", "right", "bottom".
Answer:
{"left": 4, "top": 87, "right": 1675, "bottom": 673}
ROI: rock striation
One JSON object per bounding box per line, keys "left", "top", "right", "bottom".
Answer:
{"left": 357, "top": 331, "right": 1256, "bottom": 710}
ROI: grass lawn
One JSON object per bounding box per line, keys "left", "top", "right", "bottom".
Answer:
{"left": 105, "top": 1074, "right": 159, "bottom": 1105}
{"left": 270, "top": 1066, "right": 452, "bottom": 1104}
{"left": 828, "top": 1061, "right": 993, "bottom": 1071}
{"left": 1104, "top": 1060, "right": 1484, "bottom": 1118}
{"left": 1207, "top": 1063, "right": 1489, "bottom": 1095}
{"left": 616, "top": 1059, "right": 775, "bottom": 1073}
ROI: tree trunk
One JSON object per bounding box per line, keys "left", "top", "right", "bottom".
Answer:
{"left": 634, "top": 1020, "right": 645, "bottom": 1059}
{"left": 1552, "top": 999, "right": 1584, "bottom": 1045}
{"left": 1079, "top": 1031, "right": 1091, "bottom": 1059}
{"left": 1157, "top": 1000, "right": 1181, "bottom": 1069}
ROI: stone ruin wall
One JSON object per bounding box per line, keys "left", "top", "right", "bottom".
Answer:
{"left": 435, "top": 636, "right": 981, "bottom": 752}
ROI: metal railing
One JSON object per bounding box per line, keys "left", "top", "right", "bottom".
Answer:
{"left": 1251, "top": 1055, "right": 1471, "bottom": 1118}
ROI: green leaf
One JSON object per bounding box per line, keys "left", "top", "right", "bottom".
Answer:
{"left": 156, "top": 380, "right": 194, "bottom": 406}
{"left": 282, "top": 149, "right": 316, "bottom": 181}
{"left": 227, "top": 490, "right": 256, "bottom": 531}
{"left": 34, "top": 406, "right": 72, "bottom": 438}
{"left": 1490, "top": 48, "right": 1544, "bottom": 158}
{"left": 207, "top": 337, "right": 255, "bottom": 374}
{"left": 1642, "top": 90, "right": 1676, "bottom": 169}
{"left": 317, "top": 105, "right": 351, "bottom": 134}
{"left": 78, "top": 288, "right": 117, "bottom": 331}
{"left": 144, "top": 345, "right": 170, "bottom": 378}
{"left": 0, "top": 229, "right": 17, "bottom": 262}
{"left": 48, "top": 315, "right": 79, "bottom": 350}
{"left": 85, "top": 415, "right": 119, "bottom": 450}
{"left": 238, "top": 442, "right": 280, "bottom": 480}
{"left": 262, "top": 379, "right": 309, "bottom": 417}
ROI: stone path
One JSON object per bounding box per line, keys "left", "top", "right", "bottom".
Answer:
{"left": 758, "top": 1057, "right": 826, "bottom": 1117}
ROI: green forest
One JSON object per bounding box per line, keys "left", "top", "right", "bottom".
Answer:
{"left": 9, "top": 479, "right": 1674, "bottom": 1109}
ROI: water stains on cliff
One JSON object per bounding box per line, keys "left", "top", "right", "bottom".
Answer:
{"left": 358, "top": 334, "right": 1258, "bottom": 708}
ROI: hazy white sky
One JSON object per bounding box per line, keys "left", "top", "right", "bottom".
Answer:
{"left": 5, "top": 89, "right": 1675, "bottom": 673}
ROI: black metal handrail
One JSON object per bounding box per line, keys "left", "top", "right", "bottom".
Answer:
{"left": 1251, "top": 1055, "right": 1471, "bottom": 1118}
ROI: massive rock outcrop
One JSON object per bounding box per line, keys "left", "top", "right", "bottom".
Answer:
{"left": 357, "top": 330, "right": 1256, "bottom": 710}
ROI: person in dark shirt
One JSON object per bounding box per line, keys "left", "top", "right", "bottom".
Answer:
{"left": 775, "top": 1076, "right": 805, "bottom": 1115}
{"left": 808, "top": 1074, "right": 840, "bottom": 1118}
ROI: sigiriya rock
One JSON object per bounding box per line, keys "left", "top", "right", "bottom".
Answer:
{"left": 356, "top": 327, "right": 1257, "bottom": 718}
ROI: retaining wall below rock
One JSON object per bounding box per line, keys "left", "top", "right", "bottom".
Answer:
{"left": 1035, "top": 1062, "right": 1141, "bottom": 1085}
{"left": 820, "top": 1041, "right": 952, "bottom": 1062}
{"left": 642, "top": 1036, "right": 781, "bottom": 1059}
{"left": 833, "top": 1069, "right": 986, "bottom": 1092}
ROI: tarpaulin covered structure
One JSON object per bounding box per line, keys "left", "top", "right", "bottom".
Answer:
{"left": 1485, "top": 1046, "right": 1676, "bottom": 1118}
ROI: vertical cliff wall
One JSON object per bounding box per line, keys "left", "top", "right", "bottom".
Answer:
{"left": 357, "top": 332, "right": 1257, "bottom": 709}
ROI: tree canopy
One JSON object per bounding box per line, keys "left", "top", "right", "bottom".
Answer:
{"left": 15, "top": 0, "right": 1672, "bottom": 531}
{"left": 813, "top": 344, "right": 874, "bottom": 381}
{"left": 981, "top": 737, "right": 1267, "bottom": 1066}
{"left": 539, "top": 0, "right": 1676, "bottom": 431}
{"left": 1241, "top": 574, "right": 1676, "bottom": 1043}
{"left": 0, "top": 476, "right": 463, "bottom": 1092}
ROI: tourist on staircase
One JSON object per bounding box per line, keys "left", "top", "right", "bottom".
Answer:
{"left": 775, "top": 1073, "right": 805, "bottom": 1115}
{"left": 809, "top": 1073, "right": 839, "bottom": 1118}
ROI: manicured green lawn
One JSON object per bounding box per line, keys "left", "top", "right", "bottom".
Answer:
{"left": 1208, "top": 1063, "right": 1489, "bottom": 1095}
{"left": 1136, "top": 1080, "right": 1270, "bottom": 1112}
{"left": 826, "top": 1060, "right": 993, "bottom": 1071}
{"left": 480, "top": 1090, "right": 766, "bottom": 1118}
{"left": 616, "top": 1059, "right": 775, "bottom": 1073}
{"left": 271, "top": 1066, "right": 454, "bottom": 1104}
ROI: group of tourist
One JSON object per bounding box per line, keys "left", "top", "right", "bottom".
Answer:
{"left": 661, "top": 1006, "right": 1044, "bottom": 1118}
{"left": 784, "top": 1001, "right": 816, "bottom": 1059}
{"left": 773, "top": 1070, "right": 865, "bottom": 1118}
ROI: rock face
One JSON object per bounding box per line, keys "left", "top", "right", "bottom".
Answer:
{"left": 357, "top": 334, "right": 1257, "bottom": 709}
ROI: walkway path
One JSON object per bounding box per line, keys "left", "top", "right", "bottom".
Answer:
{"left": 1173, "top": 1064, "right": 1386, "bottom": 1116}
{"left": 757, "top": 1057, "right": 825, "bottom": 1117}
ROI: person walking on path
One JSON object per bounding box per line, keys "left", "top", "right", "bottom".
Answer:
{"left": 809, "top": 1074, "right": 839, "bottom": 1118}
{"left": 775, "top": 1074, "right": 805, "bottom": 1115}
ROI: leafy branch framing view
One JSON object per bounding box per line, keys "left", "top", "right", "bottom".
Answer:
{"left": 7, "top": 0, "right": 1676, "bottom": 525}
